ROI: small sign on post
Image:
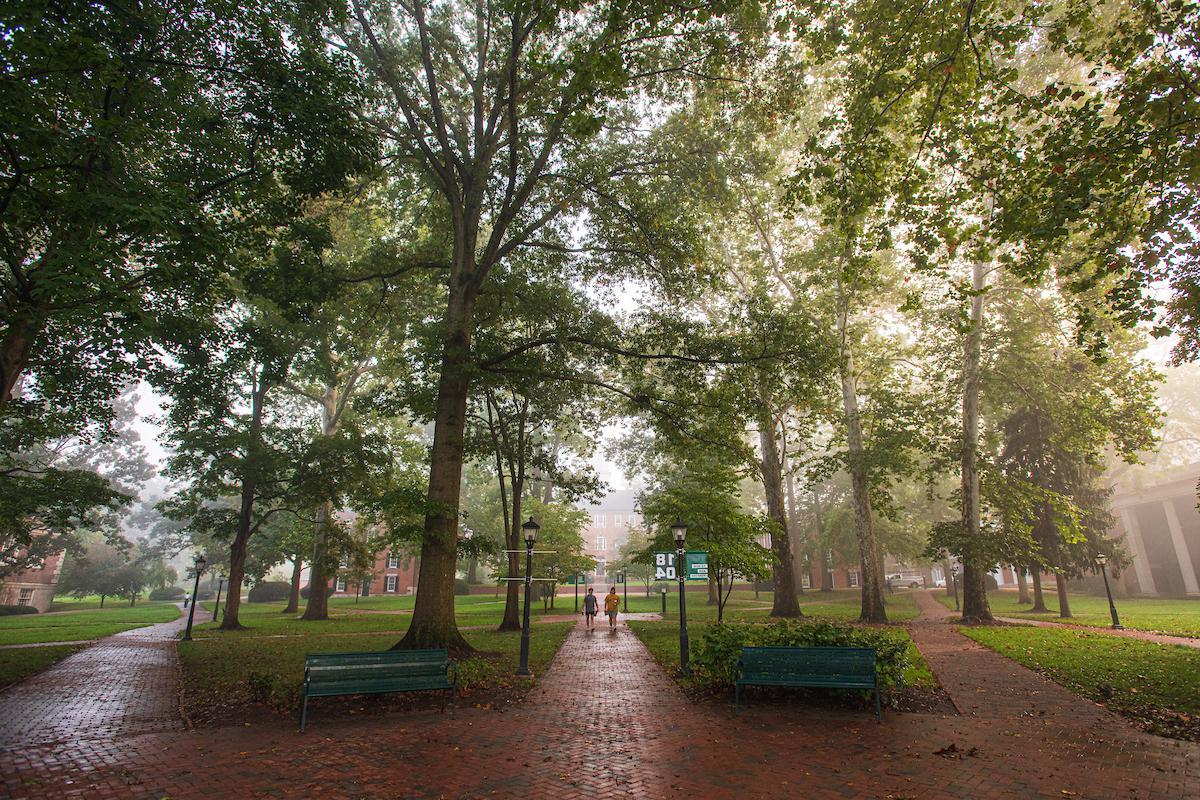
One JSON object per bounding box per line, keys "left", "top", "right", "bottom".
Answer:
{"left": 653, "top": 551, "right": 709, "bottom": 581}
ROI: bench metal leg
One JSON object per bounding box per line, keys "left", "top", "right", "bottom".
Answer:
{"left": 300, "top": 692, "right": 309, "bottom": 733}
{"left": 874, "top": 686, "right": 882, "bottom": 722}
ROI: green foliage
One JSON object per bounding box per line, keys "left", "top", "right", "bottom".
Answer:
{"left": 689, "top": 620, "right": 912, "bottom": 692}
{"left": 149, "top": 586, "right": 185, "bottom": 601}
{"left": 247, "top": 581, "right": 292, "bottom": 603}
{"left": 0, "top": 605, "right": 39, "bottom": 616}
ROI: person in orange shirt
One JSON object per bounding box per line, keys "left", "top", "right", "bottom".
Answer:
{"left": 604, "top": 586, "right": 620, "bottom": 629}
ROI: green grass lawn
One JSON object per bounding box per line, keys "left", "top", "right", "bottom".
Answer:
{"left": 938, "top": 590, "right": 1200, "bottom": 638}
{"left": 178, "top": 621, "right": 576, "bottom": 721}
{"left": 962, "top": 625, "right": 1200, "bottom": 737}
{"left": 0, "top": 602, "right": 181, "bottom": 645}
{"left": 0, "top": 645, "right": 88, "bottom": 690}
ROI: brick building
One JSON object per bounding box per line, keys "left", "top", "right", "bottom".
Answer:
{"left": 0, "top": 550, "right": 65, "bottom": 612}
{"left": 581, "top": 489, "right": 641, "bottom": 580}
{"left": 330, "top": 549, "right": 419, "bottom": 598}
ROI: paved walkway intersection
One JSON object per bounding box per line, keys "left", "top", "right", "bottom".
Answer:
{"left": 0, "top": 596, "right": 1195, "bottom": 799}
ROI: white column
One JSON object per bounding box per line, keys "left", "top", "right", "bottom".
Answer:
{"left": 1162, "top": 500, "right": 1200, "bottom": 596}
{"left": 1119, "top": 508, "right": 1158, "bottom": 596}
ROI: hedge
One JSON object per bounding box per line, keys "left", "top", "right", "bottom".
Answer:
{"left": 0, "top": 604, "right": 39, "bottom": 616}
{"left": 690, "top": 620, "right": 912, "bottom": 691}
{"left": 247, "top": 581, "right": 291, "bottom": 603}
{"left": 149, "top": 586, "right": 184, "bottom": 601}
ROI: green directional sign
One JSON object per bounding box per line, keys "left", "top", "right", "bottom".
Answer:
{"left": 653, "top": 551, "right": 709, "bottom": 581}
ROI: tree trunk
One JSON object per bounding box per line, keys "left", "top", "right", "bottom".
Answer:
{"left": 498, "top": 480, "right": 524, "bottom": 631}
{"left": 283, "top": 555, "right": 302, "bottom": 614}
{"left": 0, "top": 313, "right": 40, "bottom": 409}
{"left": 943, "top": 559, "right": 955, "bottom": 597}
{"left": 222, "top": 377, "right": 268, "bottom": 630}
{"left": 467, "top": 557, "right": 478, "bottom": 584}
{"left": 836, "top": 303, "right": 887, "bottom": 623}
{"left": 1015, "top": 565, "right": 1030, "bottom": 605}
{"left": 758, "top": 406, "right": 800, "bottom": 617}
{"left": 100, "top": 595, "right": 105, "bottom": 608}
{"left": 960, "top": 259, "right": 994, "bottom": 624}
{"left": 1054, "top": 572, "right": 1072, "bottom": 618}
{"left": 302, "top": 500, "right": 335, "bottom": 620}
{"left": 1030, "top": 566, "right": 1048, "bottom": 612}
{"left": 395, "top": 280, "right": 478, "bottom": 654}
{"left": 786, "top": 471, "right": 804, "bottom": 594}
{"left": 707, "top": 573, "right": 718, "bottom": 604}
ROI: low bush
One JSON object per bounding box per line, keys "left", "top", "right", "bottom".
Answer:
{"left": 299, "top": 584, "right": 334, "bottom": 599}
{"left": 454, "top": 578, "right": 470, "bottom": 596}
{"left": 0, "top": 604, "right": 39, "bottom": 616}
{"left": 248, "top": 581, "right": 292, "bottom": 603}
{"left": 149, "top": 586, "right": 184, "bottom": 601}
{"left": 691, "top": 620, "right": 912, "bottom": 690}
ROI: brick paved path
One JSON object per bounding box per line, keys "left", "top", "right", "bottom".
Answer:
{"left": 991, "top": 615, "right": 1200, "bottom": 648}
{"left": 2, "top": 606, "right": 1197, "bottom": 799}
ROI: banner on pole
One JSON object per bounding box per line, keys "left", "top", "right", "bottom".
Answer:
{"left": 653, "top": 551, "right": 708, "bottom": 581}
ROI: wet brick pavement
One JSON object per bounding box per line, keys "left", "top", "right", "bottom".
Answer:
{"left": 0, "top": 597, "right": 1196, "bottom": 799}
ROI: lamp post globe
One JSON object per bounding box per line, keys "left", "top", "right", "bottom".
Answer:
{"left": 671, "top": 520, "right": 689, "bottom": 676}
{"left": 517, "top": 517, "right": 539, "bottom": 677}
{"left": 183, "top": 554, "right": 207, "bottom": 641}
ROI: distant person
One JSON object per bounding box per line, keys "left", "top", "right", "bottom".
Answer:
{"left": 183, "top": 592, "right": 190, "bottom": 608}
{"left": 582, "top": 587, "right": 598, "bottom": 629}
{"left": 604, "top": 586, "right": 620, "bottom": 629}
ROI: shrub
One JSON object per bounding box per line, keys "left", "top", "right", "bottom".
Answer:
{"left": 149, "top": 586, "right": 184, "bottom": 601}
{"left": 192, "top": 588, "right": 214, "bottom": 601}
{"left": 454, "top": 578, "right": 470, "bottom": 596}
{"left": 299, "top": 583, "right": 334, "bottom": 599}
{"left": 0, "top": 604, "right": 39, "bottom": 616}
{"left": 247, "top": 581, "right": 291, "bottom": 603}
{"left": 690, "top": 620, "right": 912, "bottom": 691}
{"left": 984, "top": 574, "right": 999, "bottom": 592}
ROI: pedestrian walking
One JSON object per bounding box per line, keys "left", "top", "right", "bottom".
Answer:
{"left": 604, "top": 586, "right": 620, "bottom": 629}
{"left": 582, "top": 587, "right": 598, "bottom": 629}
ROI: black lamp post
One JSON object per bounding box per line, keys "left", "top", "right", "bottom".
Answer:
{"left": 517, "top": 517, "right": 539, "bottom": 677}
{"left": 212, "top": 570, "right": 227, "bottom": 627}
{"left": 182, "top": 554, "right": 207, "bottom": 641}
{"left": 1096, "top": 554, "right": 1123, "bottom": 630}
{"left": 574, "top": 573, "right": 580, "bottom": 613}
{"left": 660, "top": 586, "right": 667, "bottom": 614}
{"left": 620, "top": 571, "right": 628, "bottom": 612}
{"left": 951, "top": 566, "right": 960, "bottom": 612}
{"left": 672, "top": 519, "right": 690, "bottom": 676}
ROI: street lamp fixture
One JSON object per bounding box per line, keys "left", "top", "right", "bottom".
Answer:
{"left": 951, "top": 566, "right": 960, "bottom": 612}
{"left": 671, "top": 519, "right": 689, "bottom": 676}
{"left": 183, "top": 554, "right": 207, "bottom": 641}
{"left": 517, "top": 517, "right": 539, "bottom": 677}
{"left": 212, "top": 569, "right": 227, "bottom": 627}
{"left": 1095, "top": 553, "right": 1123, "bottom": 630}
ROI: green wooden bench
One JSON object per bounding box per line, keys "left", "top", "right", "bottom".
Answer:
{"left": 735, "top": 646, "right": 881, "bottom": 721}
{"left": 301, "top": 649, "right": 456, "bottom": 732}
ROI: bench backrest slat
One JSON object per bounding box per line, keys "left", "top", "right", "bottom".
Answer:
{"left": 305, "top": 649, "right": 451, "bottom": 686}
{"left": 739, "top": 646, "right": 876, "bottom": 681}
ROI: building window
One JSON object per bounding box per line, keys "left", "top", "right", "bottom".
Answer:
{"left": 595, "top": 558, "right": 606, "bottom": 577}
{"left": 335, "top": 577, "right": 348, "bottom": 592}
{"left": 848, "top": 570, "right": 860, "bottom": 588}
{"left": 801, "top": 573, "right": 812, "bottom": 589}
{"left": 595, "top": 536, "right": 606, "bottom": 551}
{"left": 387, "top": 552, "right": 400, "bottom": 569}
{"left": 17, "top": 588, "right": 33, "bottom": 606}
{"left": 385, "top": 575, "right": 398, "bottom": 593}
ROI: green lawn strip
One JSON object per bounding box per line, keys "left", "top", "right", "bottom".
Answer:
{"left": 938, "top": 591, "right": 1200, "bottom": 638}
{"left": 961, "top": 625, "right": 1200, "bottom": 730}
{"left": 0, "top": 644, "right": 88, "bottom": 689}
{"left": 0, "top": 603, "right": 180, "bottom": 645}
{"left": 178, "top": 621, "right": 575, "bottom": 719}
{"left": 627, "top": 619, "right": 937, "bottom": 691}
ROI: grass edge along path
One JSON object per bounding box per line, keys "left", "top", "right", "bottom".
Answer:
{"left": 0, "top": 602, "right": 181, "bottom": 646}
{"left": 0, "top": 644, "right": 89, "bottom": 691}
{"left": 178, "top": 621, "right": 577, "bottom": 725}
{"left": 962, "top": 624, "right": 1200, "bottom": 740}
{"left": 936, "top": 590, "right": 1200, "bottom": 638}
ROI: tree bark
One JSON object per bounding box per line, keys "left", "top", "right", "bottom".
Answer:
{"left": 466, "top": 557, "right": 478, "bottom": 584}
{"left": 0, "top": 313, "right": 39, "bottom": 409}
{"left": 758, "top": 406, "right": 801, "bottom": 617}
{"left": 836, "top": 302, "right": 887, "bottom": 623}
{"left": 1015, "top": 565, "right": 1030, "bottom": 605}
{"left": 221, "top": 376, "right": 268, "bottom": 630}
{"left": 283, "top": 555, "right": 302, "bottom": 614}
{"left": 1054, "top": 572, "right": 1072, "bottom": 618}
{"left": 303, "top": 382, "right": 345, "bottom": 622}
{"left": 786, "top": 470, "right": 805, "bottom": 594}
{"left": 960, "top": 259, "right": 994, "bottom": 623}
{"left": 707, "top": 573, "right": 718, "bottom": 604}
{"left": 395, "top": 279, "right": 478, "bottom": 653}
{"left": 1030, "top": 566, "right": 1048, "bottom": 612}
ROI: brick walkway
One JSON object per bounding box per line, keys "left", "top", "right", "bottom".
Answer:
{"left": 2, "top": 605, "right": 1197, "bottom": 799}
